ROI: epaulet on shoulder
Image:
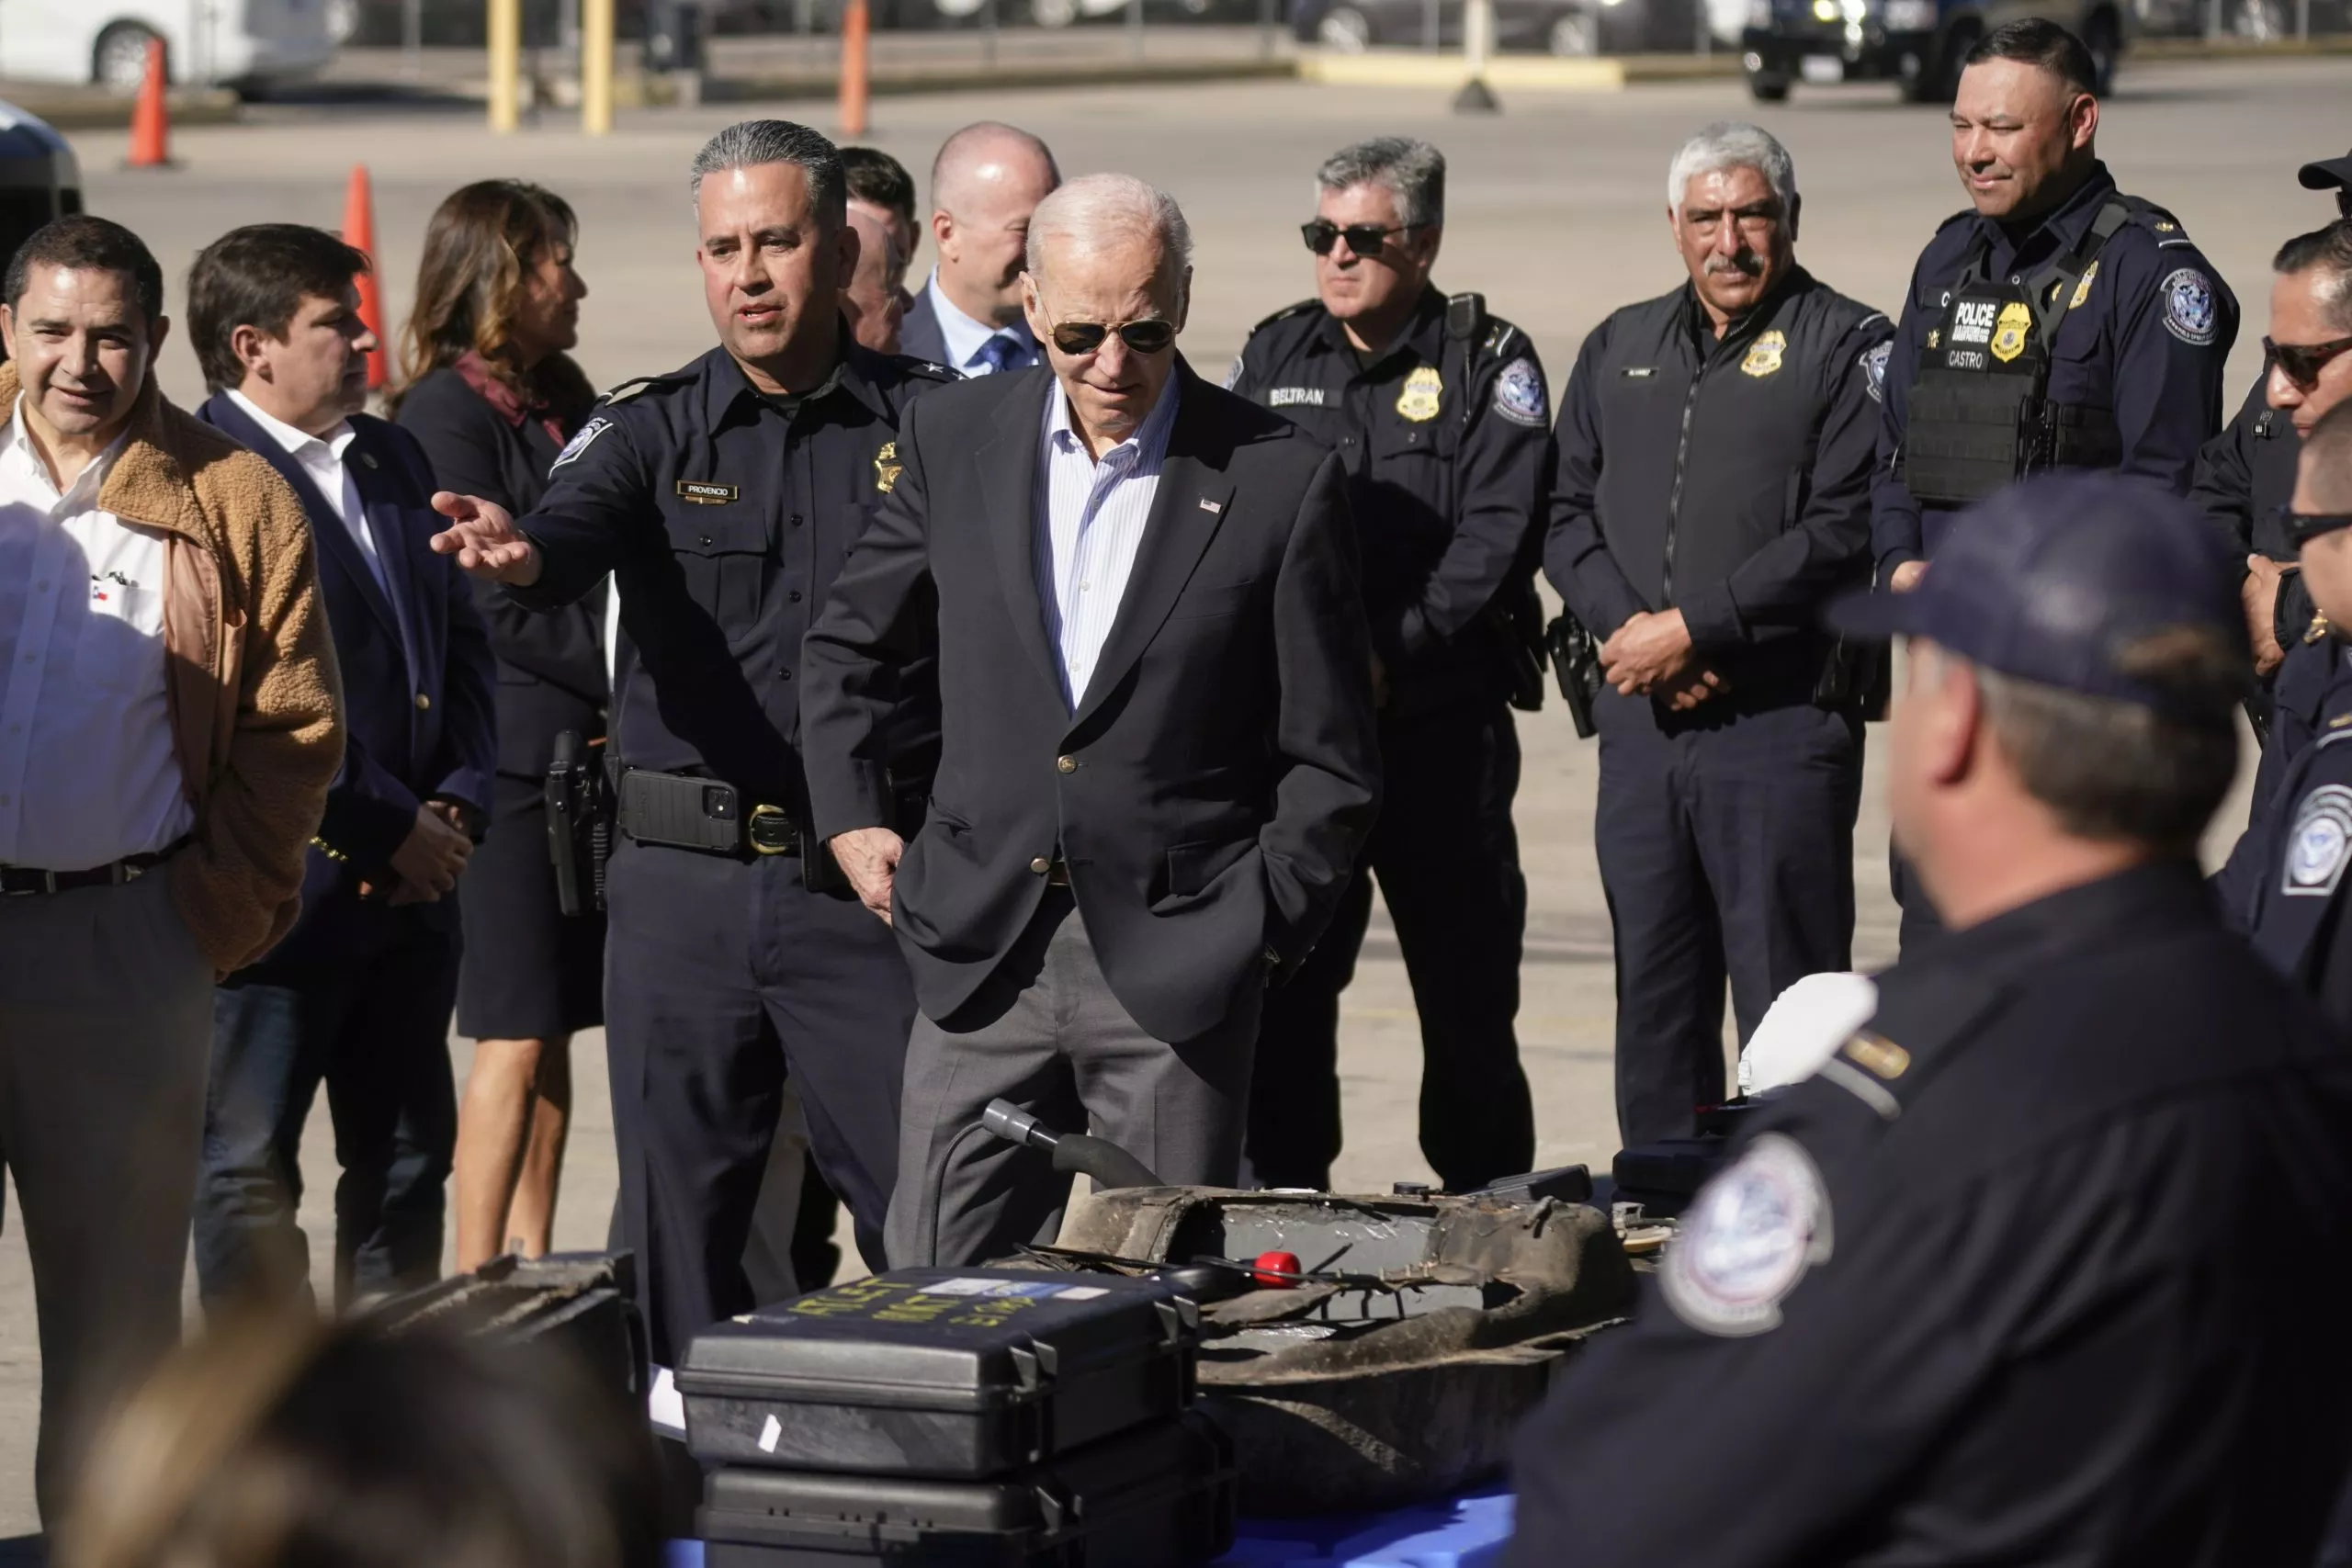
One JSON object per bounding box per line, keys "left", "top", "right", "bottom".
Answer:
{"left": 1251, "top": 299, "right": 1318, "bottom": 336}
{"left": 896, "top": 356, "right": 960, "bottom": 383}
{"left": 2120, "top": 198, "right": 2192, "bottom": 241}
{"left": 599, "top": 372, "right": 688, "bottom": 407}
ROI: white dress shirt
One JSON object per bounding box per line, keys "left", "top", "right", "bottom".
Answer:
{"left": 923, "top": 272, "right": 1043, "bottom": 377}
{"left": 227, "top": 389, "right": 388, "bottom": 595}
{"left": 0, "top": 403, "right": 194, "bottom": 869}
{"left": 1034, "top": 379, "right": 1181, "bottom": 710}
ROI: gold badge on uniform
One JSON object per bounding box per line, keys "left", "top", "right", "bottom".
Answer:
{"left": 1396, "top": 366, "right": 1443, "bottom": 423}
{"left": 873, "top": 441, "right": 902, "bottom": 493}
{"left": 1740, "top": 330, "right": 1786, "bottom": 378}
{"left": 1927, "top": 328, "right": 1940, "bottom": 350}
{"left": 1989, "top": 301, "right": 2033, "bottom": 363}
{"left": 1841, "top": 1031, "right": 1911, "bottom": 1081}
{"left": 2069, "top": 260, "right": 2099, "bottom": 311}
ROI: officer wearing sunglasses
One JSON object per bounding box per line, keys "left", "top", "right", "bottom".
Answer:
{"left": 2219, "top": 400, "right": 2352, "bottom": 1031}
{"left": 2192, "top": 202, "right": 2352, "bottom": 809}
{"left": 1224, "top": 136, "right": 1547, "bottom": 1195}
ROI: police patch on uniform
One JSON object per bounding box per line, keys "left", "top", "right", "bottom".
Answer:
{"left": 550, "top": 415, "right": 612, "bottom": 472}
{"left": 1740, "top": 331, "right": 1786, "bottom": 378}
{"left": 1222, "top": 357, "right": 1244, "bottom": 390}
{"left": 1661, "top": 1134, "right": 1833, "bottom": 1337}
{"left": 1860, "top": 342, "right": 1892, "bottom": 404}
{"left": 1491, "top": 357, "right": 1548, "bottom": 427}
{"left": 2069, "top": 260, "right": 2099, "bottom": 311}
{"left": 1990, "top": 301, "right": 2032, "bottom": 364}
{"left": 2163, "top": 268, "right": 2219, "bottom": 346}
{"left": 873, "top": 441, "right": 902, "bottom": 494}
{"left": 2284, "top": 784, "right": 2352, "bottom": 898}
{"left": 1396, "top": 366, "right": 1443, "bottom": 423}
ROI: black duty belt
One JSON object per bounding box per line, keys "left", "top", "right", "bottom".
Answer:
{"left": 1, "top": 840, "right": 185, "bottom": 897}
{"left": 616, "top": 768, "right": 802, "bottom": 857}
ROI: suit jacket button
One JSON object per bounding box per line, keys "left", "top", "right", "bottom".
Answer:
{"left": 1030, "top": 856, "right": 1051, "bottom": 874}
{"left": 1056, "top": 755, "right": 1077, "bottom": 774}
{"left": 414, "top": 692, "right": 431, "bottom": 711}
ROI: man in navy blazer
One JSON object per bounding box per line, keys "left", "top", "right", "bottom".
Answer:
{"left": 187, "top": 224, "right": 496, "bottom": 1309}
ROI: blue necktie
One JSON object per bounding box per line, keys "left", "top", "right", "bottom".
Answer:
{"left": 978, "top": 333, "right": 1023, "bottom": 375}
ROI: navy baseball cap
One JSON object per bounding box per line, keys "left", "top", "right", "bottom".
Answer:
{"left": 2300, "top": 150, "right": 2352, "bottom": 192}
{"left": 1826, "top": 473, "right": 2250, "bottom": 717}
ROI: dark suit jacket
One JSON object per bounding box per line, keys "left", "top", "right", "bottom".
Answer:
{"left": 200, "top": 395, "right": 499, "bottom": 962}
{"left": 801, "top": 365, "right": 1382, "bottom": 1043}
{"left": 394, "top": 365, "right": 608, "bottom": 779}
{"left": 898, "top": 288, "right": 948, "bottom": 367}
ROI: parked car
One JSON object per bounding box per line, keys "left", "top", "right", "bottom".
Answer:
{"left": 2, "top": 0, "right": 335, "bottom": 92}
{"left": 1291, "top": 0, "right": 1696, "bottom": 54}
{"left": 1740, "top": 0, "right": 2125, "bottom": 101}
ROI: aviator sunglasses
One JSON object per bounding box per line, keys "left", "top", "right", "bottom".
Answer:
{"left": 1043, "top": 316, "right": 1178, "bottom": 356}
{"left": 2282, "top": 504, "right": 2352, "bottom": 547}
{"left": 2266, "top": 333, "right": 2352, "bottom": 389}
{"left": 1300, "top": 220, "right": 1421, "bottom": 257}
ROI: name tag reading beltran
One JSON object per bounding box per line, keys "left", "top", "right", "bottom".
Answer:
{"left": 675, "top": 479, "right": 740, "bottom": 506}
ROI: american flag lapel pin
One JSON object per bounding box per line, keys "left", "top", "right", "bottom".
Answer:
{"left": 1199, "top": 498, "right": 1223, "bottom": 514}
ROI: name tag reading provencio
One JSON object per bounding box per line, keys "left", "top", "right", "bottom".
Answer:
{"left": 675, "top": 480, "right": 741, "bottom": 506}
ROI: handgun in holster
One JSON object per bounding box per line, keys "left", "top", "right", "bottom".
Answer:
{"left": 545, "top": 729, "right": 612, "bottom": 917}
{"left": 1545, "top": 613, "right": 1603, "bottom": 739}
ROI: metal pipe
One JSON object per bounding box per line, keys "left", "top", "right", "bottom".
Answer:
{"left": 488, "top": 0, "right": 522, "bottom": 132}
{"left": 582, "top": 0, "right": 613, "bottom": 134}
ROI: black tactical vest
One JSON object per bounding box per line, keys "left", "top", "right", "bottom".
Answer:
{"left": 1901, "top": 198, "right": 2132, "bottom": 508}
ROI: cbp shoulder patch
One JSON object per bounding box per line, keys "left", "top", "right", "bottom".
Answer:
{"left": 1860, "top": 341, "right": 1892, "bottom": 403}
{"left": 2162, "top": 268, "right": 2219, "bottom": 347}
{"left": 549, "top": 414, "right": 613, "bottom": 472}
{"left": 1222, "top": 356, "right": 1246, "bottom": 390}
{"left": 2284, "top": 784, "right": 2352, "bottom": 898}
{"left": 1661, "top": 1134, "right": 1834, "bottom": 1337}
{"left": 1491, "top": 357, "right": 1548, "bottom": 427}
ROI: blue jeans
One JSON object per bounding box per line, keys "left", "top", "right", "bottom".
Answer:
{"left": 194, "top": 914, "right": 459, "bottom": 1312}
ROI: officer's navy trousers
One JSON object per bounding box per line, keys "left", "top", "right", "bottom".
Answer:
{"left": 1594, "top": 687, "right": 1862, "bottom": 1146}
{"left": 602, "top": 836, "right": 912, "bottom": 1366}
{"left": 1246, "top": 701, "right": 1535, "bottom": 1192}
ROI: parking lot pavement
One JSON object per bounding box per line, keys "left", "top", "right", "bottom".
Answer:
{"left": 0, "top": 52, "right": 2321, "bottom": 1540}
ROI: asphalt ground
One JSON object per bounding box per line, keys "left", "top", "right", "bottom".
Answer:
{"left": 0, "top": 52, "right": 2339, "bottom": 1543}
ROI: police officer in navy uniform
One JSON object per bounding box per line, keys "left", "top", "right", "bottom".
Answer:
{"left": 1511, "top": 473, "right": 2352, "bottom": 1568}
{"left": 2222, "top": 402, "right": 2352, "bottom": 1023}
{"left": 1546, "top": 123, "right": 1891, "bottom": 1148}
{"left": 1872, "top": 20, "right": 2238, "bottom": 948}
{"left": 431, "top": 120, "right": 951, "bottom": 1369}
{"left": 1225, "top": 137, "right": 1543, "bottom": 1192}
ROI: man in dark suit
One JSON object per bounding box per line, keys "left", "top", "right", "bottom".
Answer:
{"left": 187, "top": 224, "right": 497, "bottom": 1309}
{"left": 896, "top": 121, "right": 1058, "bottom": 378}
{"left": 803, "top": 174, "right": 1383, "bottom": 1268}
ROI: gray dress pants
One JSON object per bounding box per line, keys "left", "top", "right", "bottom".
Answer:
{"left": 0, "top": 870, "right": 212, "bottom": 1523}
{"left": 886, "top": 890, "right": 1258, "bottom": 1269}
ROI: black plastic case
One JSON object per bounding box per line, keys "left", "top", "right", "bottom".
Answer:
{"left": 696, "top": 1413, "right": 1237, "bottom": 1567}
{"left": 678, "top": 1268, "right": 1201, "bottom": 1477}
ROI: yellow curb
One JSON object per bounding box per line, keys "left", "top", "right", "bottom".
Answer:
{"left": 1299, "top": 49, "right": 1625, "bottom": 89}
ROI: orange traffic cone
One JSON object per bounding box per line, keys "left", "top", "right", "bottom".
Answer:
{"left": 838, "top": 0, "right": 870, "bottom": 139}
{"left": 342, "top": 164, "right": 388, "bottom": 393}
{"left": 124, "top": 37, "right": 172, "bottom": 169}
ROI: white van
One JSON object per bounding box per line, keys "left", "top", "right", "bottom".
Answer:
{"left": 0, "top": 0, "right": 337, "bottom": 94}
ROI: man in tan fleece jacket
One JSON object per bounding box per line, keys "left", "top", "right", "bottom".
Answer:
{"left": 0, "top": 215, "right": 341, "bottom": 1523}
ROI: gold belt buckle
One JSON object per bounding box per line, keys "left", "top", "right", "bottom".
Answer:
{"left": 747, "top": 803, "right": 796, "bottom": 855}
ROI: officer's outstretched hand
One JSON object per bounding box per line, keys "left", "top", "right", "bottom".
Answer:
{"left": 832, "top": 827, "right": 904, "bottom": 926}
{"left": 429, "top": 492, "right": 543, "bottom": 587}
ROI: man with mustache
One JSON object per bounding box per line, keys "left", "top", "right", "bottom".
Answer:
{"left": 430, "top": 120, "right": 953, "bottom": 1377}
{"left": 898, "top": 121, "right": 1059, "bottom": 377}
{"left": 1545, "top": 121, "right": 1891, "bottom": 1148}
{"left": 188, "top": 222, "right": 498, "bottom": 1314}
{"left": 1871, "top": 17, "right": 2237, "bottom": 946}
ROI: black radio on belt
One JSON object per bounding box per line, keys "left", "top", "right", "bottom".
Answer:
{"left": 614, "top": 767, "right": 871, "bottom": 896}
{"left": 1901, "top": 199, "right": 2132, "bottom": 509}
{"left": 545, "top": 729, "right": 611, "bottom": 917}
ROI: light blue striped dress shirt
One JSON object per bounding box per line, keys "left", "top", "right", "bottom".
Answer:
{"left": 1035, "top": 379, "right": 1182, "bottom": 710}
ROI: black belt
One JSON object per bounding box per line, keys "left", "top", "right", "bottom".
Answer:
{"left": 1, "top": 841, "right": 182, "bottom": 897}
{"left": 615, "top": 768, "right": 801, "bottom": 858}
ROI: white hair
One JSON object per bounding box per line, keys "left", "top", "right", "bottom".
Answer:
{"left": 1023, "top": 173, "right": 1193, "bottom": 279}
{"left": 1666, "top": 121, "right": 1797, "bottom": 216}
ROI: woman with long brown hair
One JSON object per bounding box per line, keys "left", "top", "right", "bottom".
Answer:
{"left": 392, "top": 179, "right": 605, "bottom": 1270}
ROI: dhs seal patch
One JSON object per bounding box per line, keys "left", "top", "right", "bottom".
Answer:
{"left": 2284, "top": 784, "right": 2352, "bottom": 898}
{"left": 2162, "top": 268, "right": 2219, "bottom": 346}
{"left": 550, "top": 415, "right": 613, "bottom": 472}
{"left": 1860, "top": 341, "right": 1892, "bottom": 404}
{"left": 1491, "top": 357, "right": 1548, "bottom": 428}
{"left": 1661, "top": 1133, "right": 1834, "bottom": 1337}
